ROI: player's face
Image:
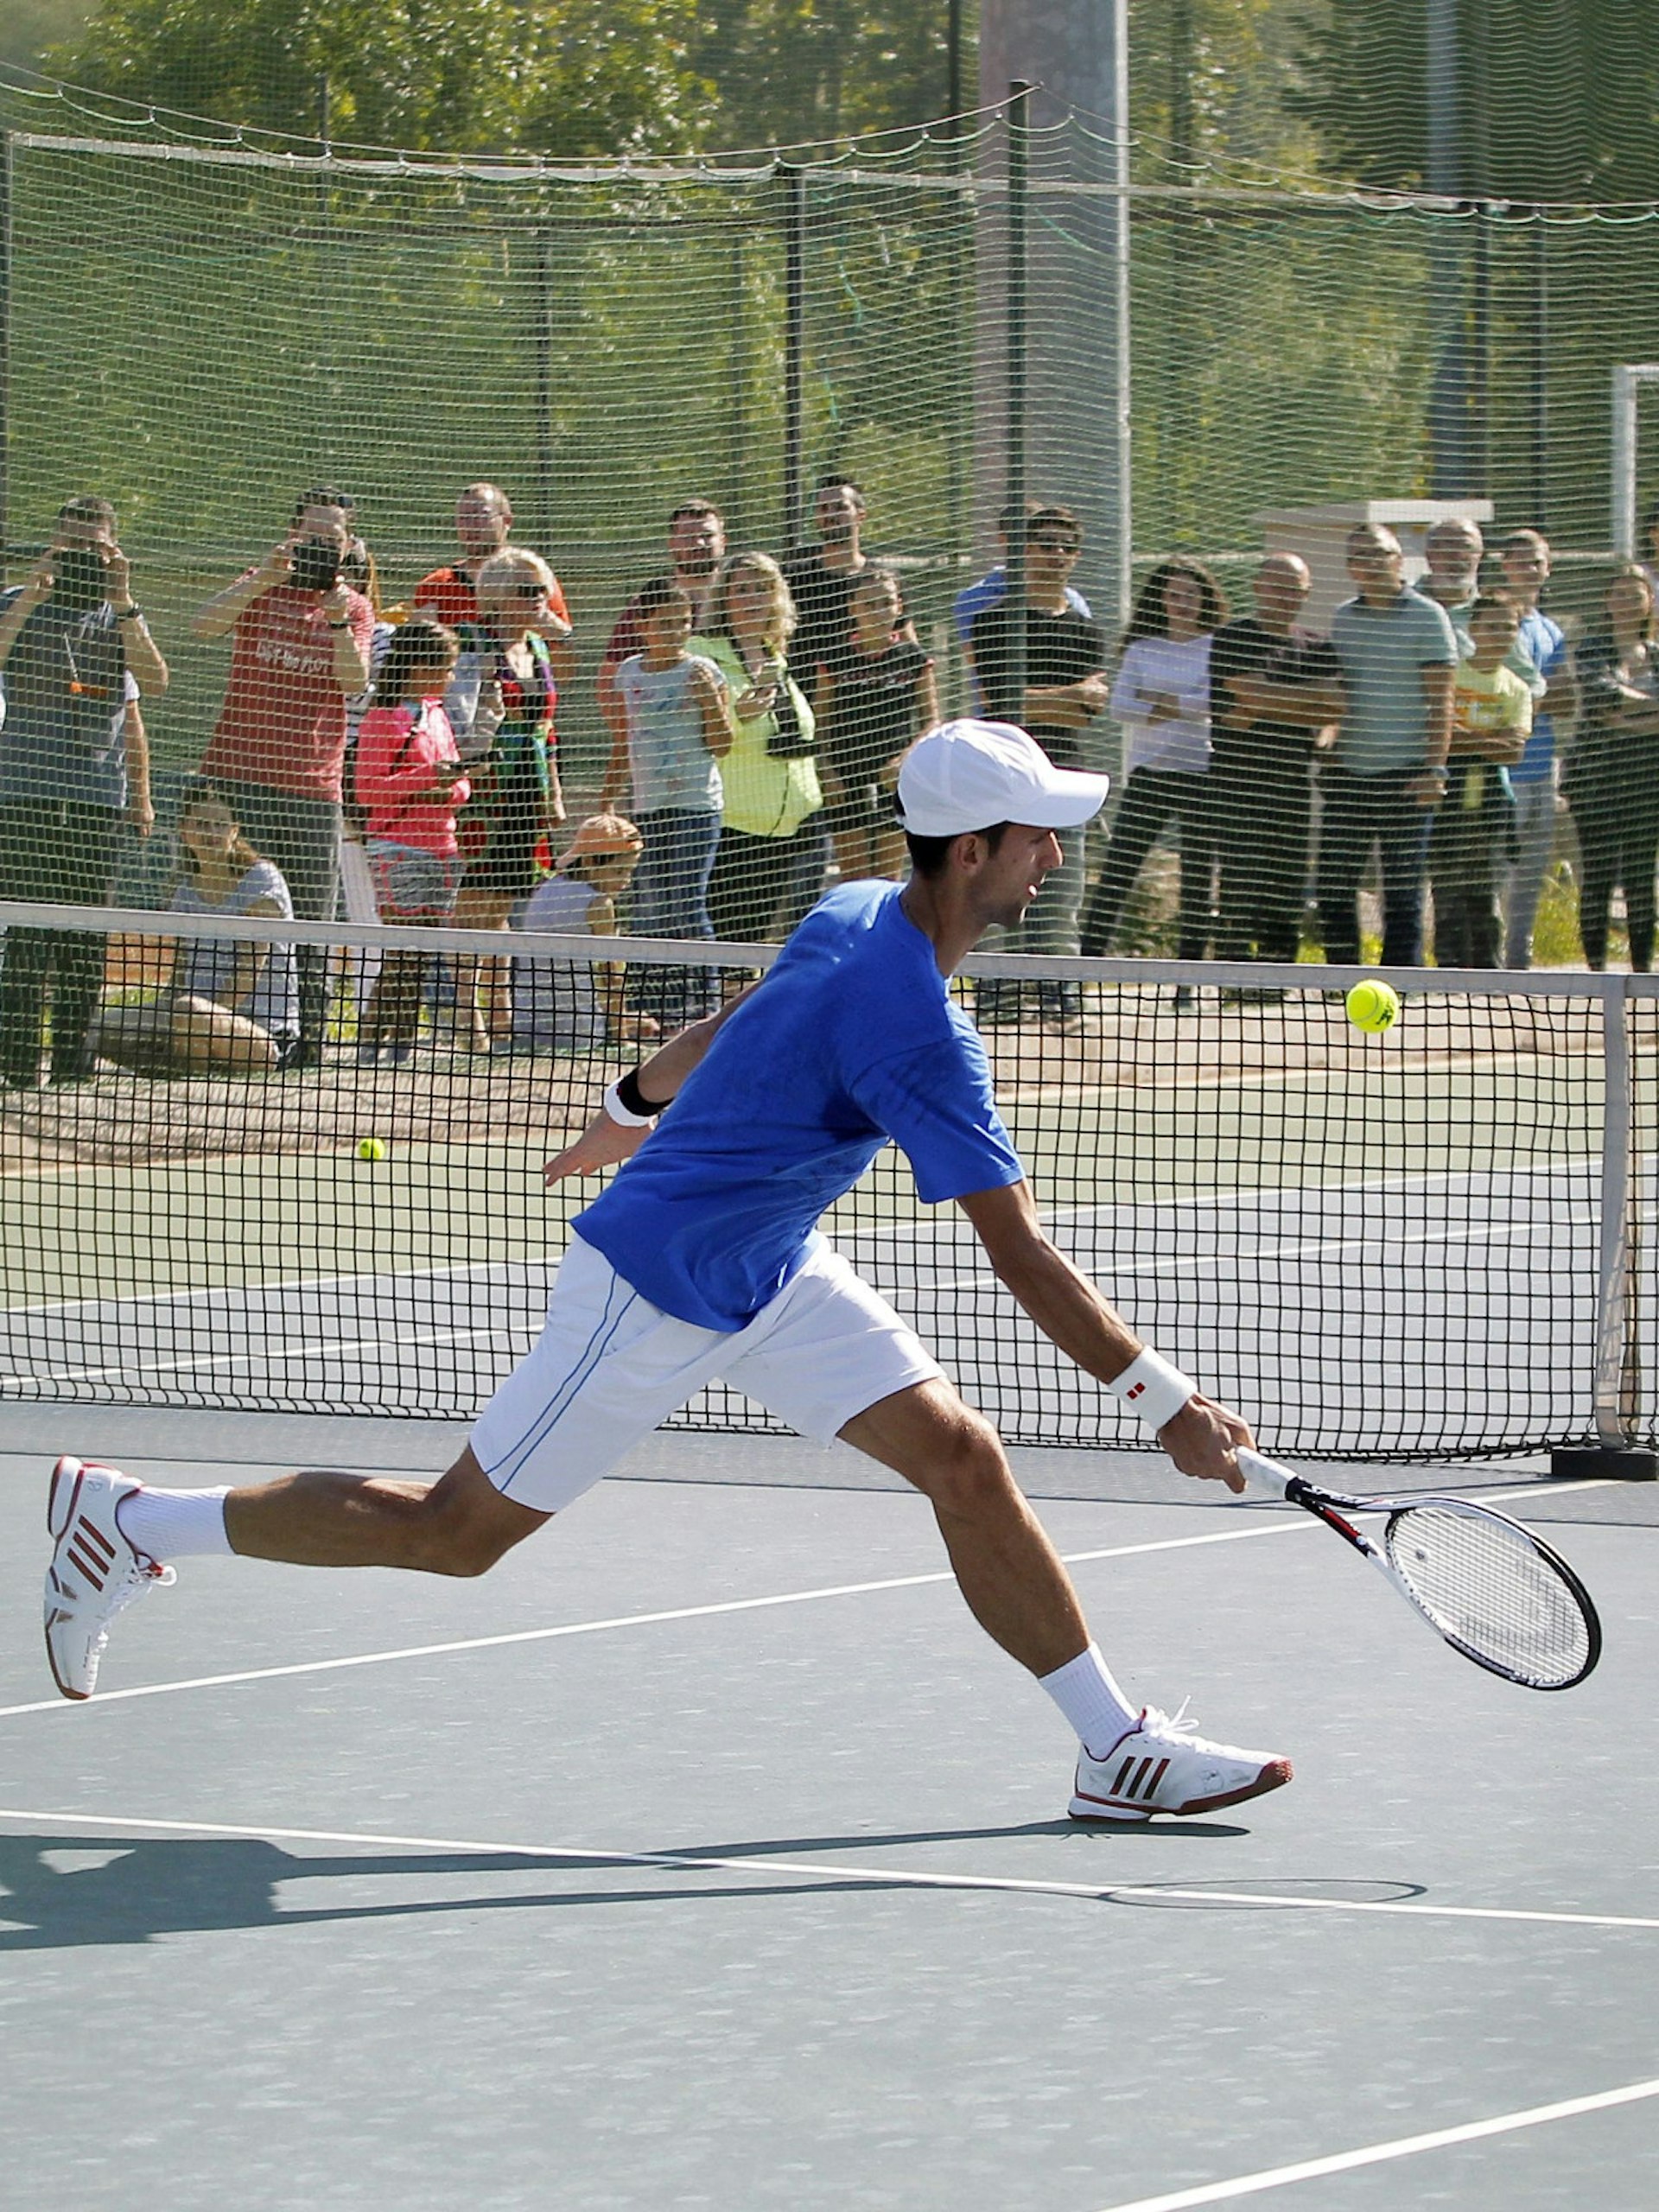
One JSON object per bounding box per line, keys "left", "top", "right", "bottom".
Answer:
{"left": 973, "top": 823, "right": 1065, "bottom": 929}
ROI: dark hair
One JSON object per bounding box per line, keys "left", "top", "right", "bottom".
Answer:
{"left": 1468, "top": 591, "right": 1519, "bottom": 624}
{"left": 373, "top": 619, "right": 458, "bottom": 704}
{"left": 339, "top": 535, "right": 380, "bottom": 613}
{"left": 1026, "top": 504, "right": 1083, "bottom": 549}
{"left": 1607, "top": 562, "right": 1657, "bottom": 639}
{"left": 997, "top": 495, "right": 1052, "bottom": 536}
{"left": 289, "top": 485, "right": 354, "bottom": 527}
{"left": 1640, "top": 499, "right": 1659, "bottom": 540}
{"left": 903, "top": 821, "right": 1012, "bottom": 878}
{"left": 637, "top": 577, "right": 694, "bottom": 621}
{"left": 174, "top": 776, "right": 263, "bottom": 881}
{"left": 851, "top": 564, "right": 903, "bottom": 609}
{"left": 1118, "top": 557, "right": 1229, "bottom": 652}
{"left": 57, "top": 493, "right": 116, "bottom": 530}
{"left": 814, "top": 474, "right": 866, "bottom": 507}
{"left": 670, "top": 498, "right": 722, "bottom": 525}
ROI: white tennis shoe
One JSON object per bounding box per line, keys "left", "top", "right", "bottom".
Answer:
{"left": 44, "top": 1455, "right": 174, "bottom": 1700}
{"left": 1069, "top": 1700, "right": 1293, "bottom": 1822}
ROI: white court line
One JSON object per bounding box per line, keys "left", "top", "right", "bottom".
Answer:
{"left": 1091, "top": 2077, "right": 1659, "bottom": 2211}
{"left": 0, "top": 1805, "right": 1654, "bottom": 1936}
{"left": 0, "top": 1482, "right": 1608, "bottom": 1724}
{"left": 0, "top": 1518, "right": 1319, "bottom": 1720}
{"left": 5, "top": 1215, "right": 1605, "bottom": 1391}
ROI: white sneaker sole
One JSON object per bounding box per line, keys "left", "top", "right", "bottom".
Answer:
{"left": 1068, "top": 1756, "right": 1294, "bottom": 1824}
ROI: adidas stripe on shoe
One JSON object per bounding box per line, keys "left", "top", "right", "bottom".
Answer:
{"left": 44, "top": 1455, "right": 175, "bottom": 1700}
{"left": 1069, "top": 1700, "right": 1293, "bottom": 1823}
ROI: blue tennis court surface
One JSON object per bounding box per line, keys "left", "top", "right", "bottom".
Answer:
{"left": 2, "top": 1404, "right": 1656, "bottom": 2210}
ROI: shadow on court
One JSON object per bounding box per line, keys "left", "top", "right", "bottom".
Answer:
{"left": 0, "top": 1817, "right": 1274, "bottom": 1951}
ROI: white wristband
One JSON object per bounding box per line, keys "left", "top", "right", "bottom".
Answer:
{"left": 1109, "top": 1348, "right": 1196, "bottom": 1433}
{"left": 601, "top": 1077, "right": 657, "bottom": 1129}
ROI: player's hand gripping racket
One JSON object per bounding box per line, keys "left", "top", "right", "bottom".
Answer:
{"left": 1236, "top": 1450, "right": 1601, "bottom": 1692}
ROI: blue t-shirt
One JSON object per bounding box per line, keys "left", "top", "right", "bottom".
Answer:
{"left": 576, "top": 880, "right": 1025, "bottom": 1330}
{"left": 1512, "top": 607, "right": 1567, "bottom": 787}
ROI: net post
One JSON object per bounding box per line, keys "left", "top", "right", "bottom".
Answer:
{"left": 1556, "top": 976, "right": 1657, "bottom": 1478}
{"left": 1004, "top": 81, "right": 1031, "bottom": 715}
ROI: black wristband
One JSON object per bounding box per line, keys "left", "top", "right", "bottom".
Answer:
{"left": 327, "top": 619, "right": 350, "bottom": 631}
{"left": 614, "top": 1065, "right": 666, "bottom": 1119}
{"left": 114, "top": 605, "right": 142, "bottom": 620}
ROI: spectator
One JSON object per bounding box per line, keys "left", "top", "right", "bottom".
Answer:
{"left": 413, "top": 482, "right": 575, "bottom": 683}
{"left": 92, "top": 779, "right": 297, "bottom": 1075}
{"left": 692, "top": 552, "right": 823, "bottom": 944}
{"left": 783, "top": 476, "right": 872, "bottom": 694}
{"left": 1208, "top": 553, "right": 1344, "bottom": 966}
{"left": 1316, "top": 524, "right": 1458, "bottom": 967}
{"left": 816, "top": 567, "right": 938, "bottom": 884}
{"left": 510, "top": 813, "right": 658, "bottom": 1056}
{"left": 1079, "top": 558, "right": 1229, "bottom": 973}
{"left": 0, "top": 495, "right": 167, "bottom": 1089}
{"left": 1422, "top": 517, "right": 1548, "bottom": 702}
{"left": 447, "top": 549, "right": 568, "bottom": 1049}
{"left": 353, "top": 619, "right": 471, "bottom": 1062}
{"left": 1563, "top": 565, "right": 1659, "bottom": 972}
{"left": 596, "top": 499, "right": 727, "bottom": 731}
{"left": 955, "top": 496, "right": 1094, "bottom": 705}
{"left": 1498, "top": 530, "right": 1576, "bottom": 968}
{"left": 193, "top": 487, "right": 374, "bottom": 1065}
{"left": 971, "top": 505, "right": 1110, "bottom": 1022}
{"left": 600, "top": 578, "right": 733, "bottom": 1021}
{"left": 1640, "top": 499, "right": 1659, "bottom": 599}
{"left": 1433, "top": 594, "right": 1531, "bottom": 969}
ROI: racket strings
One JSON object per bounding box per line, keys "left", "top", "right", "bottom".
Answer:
{"left": 1383, "top": 1503, "right": 1592, "bottom": 1686}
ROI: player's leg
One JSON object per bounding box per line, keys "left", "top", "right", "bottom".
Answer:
{"left": 43, "top": 1237, "right": 733, "bottom": 1698}
{"left": 840, "top": 1376, "right": 1089, "bottom": 1675}
{"left": 728, "top": 1249, "right": 1291, "bottom": 1821}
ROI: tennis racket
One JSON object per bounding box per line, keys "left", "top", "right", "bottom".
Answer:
{"left": 1236, "top": 1449, "right": 1601, "bottom": 1692}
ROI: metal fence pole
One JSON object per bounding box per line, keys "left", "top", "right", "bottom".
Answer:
{"left": 1005, "top": 82, "right": 1031, "bottom": 716}
{"left": 781, "top": 163, "right": 806, "bottom": 550}
{"left": 0, "top": 133, "right": 11, "bottom": 581}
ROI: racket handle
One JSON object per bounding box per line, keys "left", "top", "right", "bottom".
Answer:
{"left": 1235, "top": 1448, "right": 1298, "bottom": 1499}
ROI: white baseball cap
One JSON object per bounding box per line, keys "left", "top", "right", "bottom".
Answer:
{"left": 896, "top": 718, "right": 1111, "bottom": 838}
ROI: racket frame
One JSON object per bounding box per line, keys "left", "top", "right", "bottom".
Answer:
{"left": 1235, "top": 1449, "right": 1601, "bottom": 1691}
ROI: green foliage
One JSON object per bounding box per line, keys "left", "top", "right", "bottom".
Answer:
{"left": 1289, "top": 0, "right": 1659, "bottom": 202}
{"left": 45, "top": 0, "right": 715, "bottom": 156}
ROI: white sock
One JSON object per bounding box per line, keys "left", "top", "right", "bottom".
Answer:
{"left": 115, "top": 1485, "right": 234, "bottom": 1562}
{"left": 1039, "top": 1643, "right": 1141, "bottom": 1758}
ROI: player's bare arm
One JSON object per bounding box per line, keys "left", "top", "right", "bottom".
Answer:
{"left": 957, "top": 1179, "right": 1253, "bottom": 1490}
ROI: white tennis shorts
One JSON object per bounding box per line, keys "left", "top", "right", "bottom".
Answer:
{"left": 471, "top": 1234, "right": 944, "bottom": 1513}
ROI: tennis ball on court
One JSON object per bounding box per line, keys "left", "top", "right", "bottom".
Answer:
{"left": 1345, "top": 979, "right": 1401, "bottom": 1034}
{"left": 357, "top": 1136, "right": 387, "bottom": 1162}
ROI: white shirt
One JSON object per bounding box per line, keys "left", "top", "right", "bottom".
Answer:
{"left": 1110, "top": 633, "right": 1214, "bottom": 775}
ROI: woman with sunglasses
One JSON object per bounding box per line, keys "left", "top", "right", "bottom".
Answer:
{"left": 445, "top": 547, "right": 568, "bottom": 1049}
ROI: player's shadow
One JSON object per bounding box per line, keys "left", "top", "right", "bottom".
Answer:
{"left": 0, "top": 1817, "right": 1249, "bottom": 1951}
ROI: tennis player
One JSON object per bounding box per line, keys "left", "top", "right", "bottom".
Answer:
{"left": 44, "top": 718, "right": 1292, "bottom": 1823}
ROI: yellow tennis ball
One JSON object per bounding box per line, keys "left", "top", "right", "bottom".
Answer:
{"left": 357, "top": 1136, "right": 386, "bottom": 1161}
{"left": 1345, "top": 979, "right": 1401, "bottom": 1033}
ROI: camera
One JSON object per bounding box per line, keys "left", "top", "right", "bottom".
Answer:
{"left": 53, "top": 546, "right": 111, "bottom": 609}
{"left": 289, "top": 537, "right": 343, "bottom": 594}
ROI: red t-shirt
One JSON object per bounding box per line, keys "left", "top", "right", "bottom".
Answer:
{"left": 200, "top": 578, "right": 376, "bottom": 802}
{"left": 412, "top": 564, "right": 571, "bottom": 632}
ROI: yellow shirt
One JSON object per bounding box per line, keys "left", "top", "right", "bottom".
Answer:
{"left": 1452, "top": 657, "right": 1531, "bottom": 810}
{"left": 690, "top": 633, "right": 822, "bottom": 838}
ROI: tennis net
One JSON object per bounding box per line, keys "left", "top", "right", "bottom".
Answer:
{"left": 2, "top": 897, "right": 1655, "bottom": 1463}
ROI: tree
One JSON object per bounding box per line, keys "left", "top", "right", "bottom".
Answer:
{"left": 1289, "top": 0, "right": 1659, "bottom": 203}
{"left": 45, "top": 0, "right": 715, "bottom": 156}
